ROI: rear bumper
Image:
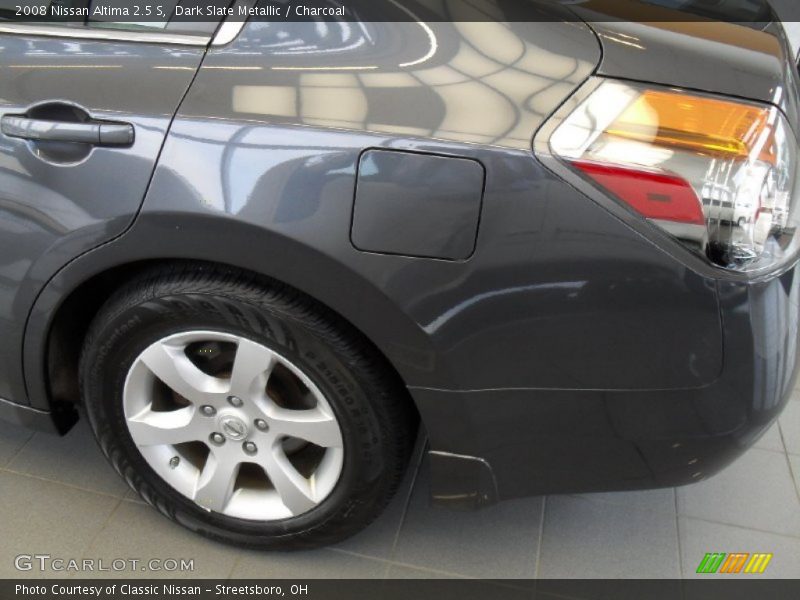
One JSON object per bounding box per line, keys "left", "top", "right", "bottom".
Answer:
{"left": 415, "top": 262, "right": 800, "bottom": 509}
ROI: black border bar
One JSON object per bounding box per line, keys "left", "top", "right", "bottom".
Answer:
{"left": 4, "top": 579, "right": 800, "bottom": 600}
{"left": 2, "top": 0, "right": 798, "bottom": 24}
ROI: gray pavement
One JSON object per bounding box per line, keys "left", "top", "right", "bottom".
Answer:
{"left": 0, "top": 388, "right": 798, "bottom": 580}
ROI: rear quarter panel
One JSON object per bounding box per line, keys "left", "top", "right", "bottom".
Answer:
{"left": 24, "top": 16, "right": 726, "bottom": 412}
{"left": 120, "top": 17, "right": 723, "bottom": 392}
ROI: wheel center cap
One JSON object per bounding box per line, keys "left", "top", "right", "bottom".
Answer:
{"left": 218, "top": 414, "right": 249, "bottom": 441}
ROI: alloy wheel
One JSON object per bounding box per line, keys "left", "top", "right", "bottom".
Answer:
{"left": 122, "top": 330, "right": 344, "bottom": 521}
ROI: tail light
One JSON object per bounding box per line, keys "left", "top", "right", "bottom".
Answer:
{"left": 548, "top": 80, "right": 799, "bottom": 273}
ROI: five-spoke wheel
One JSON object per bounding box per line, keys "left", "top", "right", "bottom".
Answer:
{"left": 80, "top": 266, "right": 416, "bottom": 548}
{"left": 124, "top": 331, "right": 344, "bottom": 520}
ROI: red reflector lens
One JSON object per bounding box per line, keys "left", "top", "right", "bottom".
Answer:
{"left": 574, "top": 160, "right": 706, "bottom": 226}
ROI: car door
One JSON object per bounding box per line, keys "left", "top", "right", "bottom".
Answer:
{"left": 0, "top": 4, "right": 224, "bottom": 406}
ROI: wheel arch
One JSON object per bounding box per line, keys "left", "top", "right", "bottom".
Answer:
{"left": 23, "top": 215, "right": 435, "bottom": 423}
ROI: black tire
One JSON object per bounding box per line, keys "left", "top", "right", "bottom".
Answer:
{"left": 79, "top": 263, "right": 417, "bottom": 549}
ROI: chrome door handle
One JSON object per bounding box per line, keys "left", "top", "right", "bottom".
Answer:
{"left": 0, "top": 115, "right": 134, "bottom": 146}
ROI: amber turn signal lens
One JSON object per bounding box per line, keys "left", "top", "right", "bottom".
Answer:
{"left": 605, "top": 90, "right": 775, "bottom": 162}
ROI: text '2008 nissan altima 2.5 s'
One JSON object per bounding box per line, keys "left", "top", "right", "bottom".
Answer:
{"left": 0, "top": 0, "right": 798, "bottom": 549}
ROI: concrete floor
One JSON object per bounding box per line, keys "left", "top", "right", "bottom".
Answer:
{"left": 0, "top": 389, "right": 799, "bottom": 580}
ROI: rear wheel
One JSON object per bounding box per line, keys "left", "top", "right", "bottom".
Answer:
{"left": 80, "top": 265, "right": 416, "bottom": 549}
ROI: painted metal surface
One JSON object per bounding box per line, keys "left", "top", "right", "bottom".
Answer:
{"left": 2, "top": 6, "right": 800, "bottom": 499}
{"left": 351, "top": 149, "right": 485, "bottom": 260}
{"left": 0, "top": 34, "right": 204, "bottom": 405}
{"left": 129, "top": 17, "right": 721, "bottom": 393}
{"left": 590, "top": 19, "right": 800, "bottom": 128}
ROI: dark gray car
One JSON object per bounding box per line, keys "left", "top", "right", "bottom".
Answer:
{"left": 0, "top": 0, "right": 799, "bottom": 548}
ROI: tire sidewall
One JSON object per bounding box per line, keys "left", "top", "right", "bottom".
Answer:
{"left": 82, "top": 289, "right": 392, "bottom": 547}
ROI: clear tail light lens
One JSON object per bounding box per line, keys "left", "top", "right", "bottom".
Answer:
{"left": 549, "top": 80, "right": 799, "bottom": 273}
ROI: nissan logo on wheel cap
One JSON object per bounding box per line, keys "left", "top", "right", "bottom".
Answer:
{"left": 219, "top": 415, "right": 248, "bottom": 441}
